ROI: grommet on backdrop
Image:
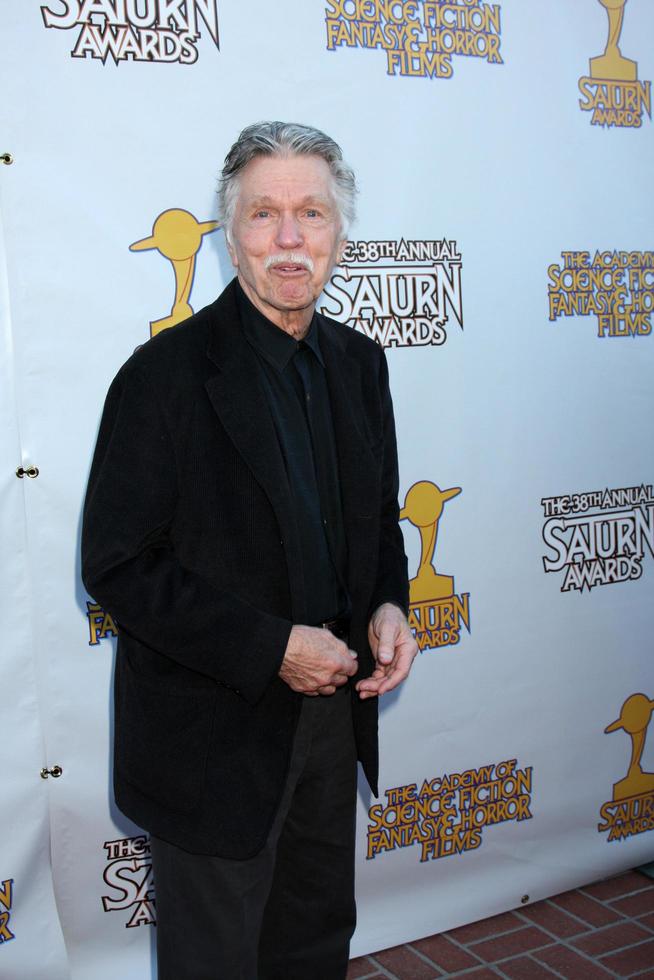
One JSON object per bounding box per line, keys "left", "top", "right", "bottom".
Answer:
{"left": 15, "top": 466, "right": 39, "bottom": 479}
{"left": 40, "top": 767, "right": 63, "bottom": 780}
{"left": 1, "top": 152, "right": 13, "bottom": 165}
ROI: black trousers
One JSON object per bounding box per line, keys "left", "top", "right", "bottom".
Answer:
{"left": 151, "top": 686, "right": 358, "bottom": 980}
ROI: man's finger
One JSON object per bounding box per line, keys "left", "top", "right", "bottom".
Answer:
{"left": 356, "top": 652, "right": 414, "bottom": 698}
{"left": 329, "top": 672, "right": 350, "bottom": 687}
{"left": 337, "top": 652, "right": 359, "bottom": 677}
{"left": 355, "top": 666, "right": 384, "bottom": 689}
{"left": 355, "top": 677, "right": 383, "bottom": 696}
{"left": 374, "top": 659, "right": 412, "bottom": 695}
{"left": 376, "top": 625, "right": 397, "bottom": 665}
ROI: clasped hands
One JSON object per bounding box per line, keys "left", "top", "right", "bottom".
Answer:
{"left": 278, "top": 603, "right": 418, "bottom": 698}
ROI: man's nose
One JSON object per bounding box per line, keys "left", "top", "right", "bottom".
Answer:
{"left": 275, "top": 212, "right": 303, "bottom": 249}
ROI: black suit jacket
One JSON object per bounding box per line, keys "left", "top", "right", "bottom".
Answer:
{"left": 82, "top": 280, "right": 408, "bottom": 857}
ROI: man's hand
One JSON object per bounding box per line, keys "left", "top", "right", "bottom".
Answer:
{"left": 279, "top": 625, "right": 359, "bottom": 696}
{"left": 356, "top": 603, "right": 418, "bottom": 700}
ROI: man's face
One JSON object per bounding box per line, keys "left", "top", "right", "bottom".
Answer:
{"left": 226, "top": 153, "right": 346, "bottom": 333}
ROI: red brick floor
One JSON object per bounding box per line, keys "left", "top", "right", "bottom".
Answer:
{"left": 348, "top": 870, "right": 654, "bottom": 979}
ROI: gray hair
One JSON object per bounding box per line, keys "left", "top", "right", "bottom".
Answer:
{"left": 218, "top": 121, "right": 357, "bottom": 241}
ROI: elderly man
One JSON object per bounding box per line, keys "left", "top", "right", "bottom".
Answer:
{"left": 82, "top": 121, "right": 417, "bottom": 980}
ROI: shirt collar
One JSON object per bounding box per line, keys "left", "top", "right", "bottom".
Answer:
{"left": 235, "top": 280, "right": 324, "bottom": 371}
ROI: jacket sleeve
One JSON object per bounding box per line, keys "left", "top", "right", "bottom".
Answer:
{"left": 81, "top": 362, "right": 292, "bottom": 705}
{"left": 368, "top": 348, "right": 410, "bottom": 618}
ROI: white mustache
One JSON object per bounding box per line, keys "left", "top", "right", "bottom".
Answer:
{"left": 264, "top": 253, "right": 314, "bottom": 273}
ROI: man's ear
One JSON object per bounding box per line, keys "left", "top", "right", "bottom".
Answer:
{"left": 337, "top": 238, "right": 347, "bottom": 264}
{"left": 225, "top": 230, "right": 238, "bottom": 269}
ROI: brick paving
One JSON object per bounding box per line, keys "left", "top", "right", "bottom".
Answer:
{"left": 348, "top": 870, "right": 654, "bottom": 978}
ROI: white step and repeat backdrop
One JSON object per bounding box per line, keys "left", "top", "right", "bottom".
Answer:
{"left": 1, "top": 1, "right": 653, "bottom": 976}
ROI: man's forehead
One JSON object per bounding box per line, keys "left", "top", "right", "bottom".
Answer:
{"left": 243, "top": 191, "right": 334, "bottom": 207}
{"left": 238, "top": 153, "right": 334, "bottom": 192}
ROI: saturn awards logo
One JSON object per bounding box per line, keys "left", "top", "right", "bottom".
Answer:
{"left": 399, "top": 481, "right": 470, "bottom": 651}
{"left": 325, "top": 0, "right": 503, "bottom": 79}
{"left": 130, "top": 208, "right": 218, "bottom": 337}
{"left": 578, "top": 0, "right": 651, "bottom": 128}
{"left": 40, "top": 1, "right": 220, "bottom": 65}
{"left": 319, "top": 239, "right": 463, "bottom": 348}
{"left": 599, "top": 694, "right": 654, "bottom": 841}
{"left": 541, "top": 483, "right": 654, "bottom": 592}
{"left": 0, "top": 880, "right": 14, "bottom": 944}
{"left": 102, "top": 836, "right": 156, "bottom": 928}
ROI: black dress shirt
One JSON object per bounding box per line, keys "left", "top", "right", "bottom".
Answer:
{"left": 236, "top": 283, "right": 349, "bottom": 625}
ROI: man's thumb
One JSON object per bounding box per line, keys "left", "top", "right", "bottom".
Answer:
{"left": 377, "top": 629, "right": 395, "bottom": 664}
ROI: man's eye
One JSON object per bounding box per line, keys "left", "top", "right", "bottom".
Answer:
{"left": 305, "top": 209, "right": 320, "bottom": 218}
{"left": 254, "top": 210, "right": 270, "bottom": 219}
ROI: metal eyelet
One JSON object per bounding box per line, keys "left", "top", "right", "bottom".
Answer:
{"left": 40, "top": 765, "right": 63, "bottom": 779}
